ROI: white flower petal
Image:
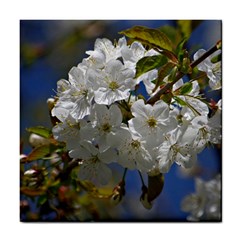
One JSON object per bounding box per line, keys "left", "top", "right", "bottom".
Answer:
{"left": 68, "top": 66, "right": 85, "bottom": 86}
{"left": 107, "top": 128, "right": 131, "bottom": 148}
{"left": 56, "top": 79, "right": 71, "bottom": 95}
{"left": 92, "top": 104, "right": 109, "bottom": 125}
{"left": 80, "top": 141, "right": 99, "bottom": 156}
{"left": 118, "top": 152, "right": 136, "bottom": 170}
{"left": 176, "top": 152, "right": 197, "bottom": 169}
{"left": 96, "top": 163, "right": 112, "bottom": 185}
{"left": 71, "top": 98, "right": 91, "bottom": 120}
{"left": 128, "top": 118, "right": 146, "bottom": 137}
{"left": 69, "top": 145, "right": 91, "bottom": 159}
{"left": 109, "top": 104, "right": 122, "bottom": 127}
{"left": 97, "top": 135, "right": 110, "bottom": 152}
{"left": 94, "top": 88, "right": 110, "bottom": 105}
{"left": 98, "top": 148, "right": 117, "bottom": 163}
{"left": 153, "top": 100, "right": 169, "bottom": 120}
{"left": 190, "top": 80, "right": 200, "bottom": 96}
{"left": 173, "top": 79, "right": 184, "bottom": 91}
{"left": 105, "top": 60, "right": 123, "bottom": 80}
{"left": 193, "top": 49, "right": 210, "bottom": 72}
{"left": 191, "top": 116, "right": 208, "bottom": 129}
{"left": 180, "top": 126, "right": 198, "bottom": 145}
{"left": 131, "top": 99, "right": 149, "bottom": 118}
{"left": 52, "top": 101, "right": 74, "bottom": 122}
{"left": 157, "top": 143, "right": 173, "bottom": 173}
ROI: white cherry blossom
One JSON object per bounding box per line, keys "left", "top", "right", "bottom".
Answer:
{"left": 190, "top": 100, "right": 222, "bottom": 151}
{"left": 129, "top": 99, "right": 177, "bottom": 146}
{"left": 67, "top": 66, "right": 94, "bottom": 119}
{"left": 88, "top": 59, "right": 135, "bottom": 105}
{"left": 55, "top": 79, "right": 71, "bottom": 98}
{"left": 51, "top": 79, "right": 74, "bottom": 122}
{"left": 121, "top": 41, "right": 146, "bottom": 71}
{"left": 181, "top": 175, "right": 221, "bottom": 221}
{"left": 52, "top": 66, "right": 94, "bottom": 121}
{"left": 86, "top": 37, "right": 127, "bottom": 66}
{"left": 52, "top": 114, "right": 95, "bottom": 150}
{"left": 190, "top": 116, "right": 210, "bottom": 153}
{"left": 208, "top": 99, "right": 222, "bottom": 144}
{"left": 108, "top": 127, "right": 154, "bottom": 172}
{"left": 194, "top": 49, "right": 222, "bottom": 90}
{"left": 157, "top": 125, "right": 198, "bottom": 173}
{"left": 89, "top": 103, "right": 126, "bottom": 152}
{"left": 179, "top": 95, "right": 209, "bottom": 121}
{"left": 69, "top": 141, "right": 117, "bottom": 185}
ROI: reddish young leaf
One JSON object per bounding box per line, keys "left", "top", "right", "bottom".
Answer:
{"left": 27, "top": 144, "right": 58, "bottom": 161}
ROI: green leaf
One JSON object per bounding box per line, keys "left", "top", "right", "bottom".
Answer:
{"left": 179, "top": 82, "right": 193, "bottom": 95}
{"left": 38, "top": 195, "right": 47, "bottom": 205}
{"left": 119, "top": 25, "right": 173, "bottom": 52}
{"left": 176, "top": 37, "right": 188, "bottom": 61}
{"left": 177, "top": 20, "right": 192, "bottom": 38}
{"left": 158, "top": 25, "right": 178, "bottom": 44}
{"left": 147, "top": 173, "right": 164, "bottom": 202}
{"left": 168, "top": 66, "right": 178, "bottom": 82}
{"left": 173, "top": 96, "right": 187, "bottom": 106}
{"left": 27, "top": 144, "right": 58, "bottom": 161}
{"left": 26, "top": 126, "right": 52, "bottom": 138}
{"left": 180, "top": 57, "right": 192, "bottom": 74}
{"left": 135, "top": 55, "right": 167, "bottom": 78}
{"left": 211, "top": 54, "right": 222, "bottom": 63}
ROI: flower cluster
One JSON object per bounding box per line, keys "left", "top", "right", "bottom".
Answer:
{"left": 51, "top": 37, "right": 222, "bottom": 185}
{"left": 181, "top": 175, "right": 221, "bottom": 221}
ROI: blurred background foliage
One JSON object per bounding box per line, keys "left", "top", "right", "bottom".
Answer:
{"left": 20, "top": 20, "right": 221, "bottom": 221}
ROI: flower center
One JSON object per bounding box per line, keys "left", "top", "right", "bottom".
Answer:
{"left": 90, "top": 156, "right": 99, "bottom": 164}
{"left": 171, "top": 144, "right": 179, "bottom": 158}
{"left": 89, "top": 56, "right": 96, "bottom": 64}
{"left": 66, "top": 120, "right": 80, "bottom": 130}
{"left": 147, "top": 116, "right": 157, "bottom": 128}
{"left": 72, "top": 88, "right": 88, "bottom": 97}
{"left": 102, "top": 123, "right": 112, "bottom": 133}
{"left": 200, "top": 127, "right": 208, "bottom": 138}
{"left": 109, "top": 81, "right": 119, "bottom": 91}
{"left": 131, "top": 140, "right": 141, "bottom": 150}
{"left": 81, "top": 89, "right": 88, "bottom": 97}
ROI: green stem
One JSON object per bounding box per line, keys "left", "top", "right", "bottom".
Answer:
{"left": 123, "top": 100, "right": 131, "bottom": 111}
{"left": 117, "top": 102, "right": 129, "bottom": 111}
{"left": 122, "top": 168, "right": 128, "bottom": 181}
{"left": 127, "top": 92, "right": 132, "bottom": 103}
